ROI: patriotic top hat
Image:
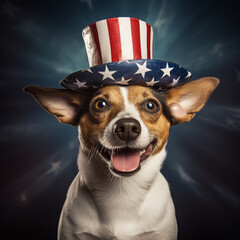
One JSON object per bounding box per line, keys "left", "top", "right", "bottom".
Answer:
{"left": 60, "top": 17, "right": 191, "bottom": 91}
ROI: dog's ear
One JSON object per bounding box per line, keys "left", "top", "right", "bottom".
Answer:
{"left": 165, "top": 77, "right": 219, "bottom": 125}
{"left": 24, "top": 85, "right": 87, "bottom": 125}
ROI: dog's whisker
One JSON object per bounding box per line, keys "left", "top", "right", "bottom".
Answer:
{"left": 107, "top": 171, "right": 112, "bottom": 182}
{"left": 87, "top": 147, "right": 95, "bottom": 164}
{"left": 88, "top": 143, "right": 101, "bottom": 165}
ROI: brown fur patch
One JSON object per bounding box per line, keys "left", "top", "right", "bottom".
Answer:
{"left": 127, "top": 86, "right": 170, "bottom": 155}
{"left": 79, "top": 85, "right": 124, "bottom": 151}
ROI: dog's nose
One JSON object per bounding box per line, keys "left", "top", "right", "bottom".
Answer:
{"left": 114, "top": 118, "right": 141, "bottom": 142}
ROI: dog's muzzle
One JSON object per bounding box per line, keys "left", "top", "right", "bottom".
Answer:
{"left": 97, "top": 118, "right": 156, "bottom": 176}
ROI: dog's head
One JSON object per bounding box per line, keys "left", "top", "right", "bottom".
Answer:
{"left": 24, "top": 77, "right": 219, "bottom": 177}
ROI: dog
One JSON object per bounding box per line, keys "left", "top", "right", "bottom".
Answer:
{"left": 24, "top": 76, "right": 219, "bottom": 240}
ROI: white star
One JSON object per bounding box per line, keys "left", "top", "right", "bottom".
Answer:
{"left": 74, "top": 79, "right": 87, "bottom": 88}
{"left": 82, "top": 68, "right": 93, "bottom": 73}
{"left": 99, "top": 66, "right": 117, "bottom": 80}
{"left": 160, "top": 62, "right": 174, "bottom": 78}
{"left": 169, "top": 76, "right": 180, "bottom": 87}
{"left": 185, "top": 71, "right": 192, "bottom": 79}
{"left": 146, "top": 77, "right": 158, "bottom": 86}
{"left": 117, "top": 60, "right": 131, "bottom": 64}
{"left": 135, "top": 61, "right": 151, "bottom": 78}
{"left": 118, "top": 77, "right": 131, "bottom": 85}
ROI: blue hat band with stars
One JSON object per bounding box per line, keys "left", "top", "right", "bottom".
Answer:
{"left": 60, "top": 59, "right": 191, "bottom": 91}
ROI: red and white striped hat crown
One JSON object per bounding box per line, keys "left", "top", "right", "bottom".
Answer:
{"left": 60, "top": 17, "right": 191, "bottom": 90}
{"left": 82, "top": 17, "right": 153, "bottom": 67}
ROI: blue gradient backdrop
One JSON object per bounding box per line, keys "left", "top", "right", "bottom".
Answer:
{"left": 1, "top": 0, "right": 240, "bottom": 239}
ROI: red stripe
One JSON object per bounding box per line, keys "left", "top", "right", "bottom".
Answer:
{"left": 89, "top": 23, "right": 102, "bottom": 65}
{"left": 107, "top": 18, "right": 122, "bottom": 62}
{"left": 130, "top": 18, "right": 142, "bottom": 59}
{"left": 147, "top": 23, "right": 151, "bottom": 59}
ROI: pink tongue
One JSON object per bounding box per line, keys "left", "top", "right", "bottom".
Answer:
{"left": 112, "top": 150, "right": 140, "bottom": 172}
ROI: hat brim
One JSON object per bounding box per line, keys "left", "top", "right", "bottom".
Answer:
{"left": 60, "top": 59, "right": 191, "bottom": 91}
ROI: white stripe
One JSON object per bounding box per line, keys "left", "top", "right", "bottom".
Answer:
{"left": 118, "top": 17, "right": 133, "bottom": 60}
{"left": 96, "top": 20, "right": 112, "bottom": 64}
{"left": 118, "top": 87, "right": 151, "bottom": 149}
{"left": 139, "top": 20, "right": 147, "bottom": 59}
{"left": 82, "top": 26, "right": 94, "bottom": 67}
{"left": 150, "top": 27, "right": 153, "bottom": 59}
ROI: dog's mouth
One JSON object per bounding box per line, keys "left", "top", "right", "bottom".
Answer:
{"left": 98, "top": 140, "right": 157, "bottom": 176}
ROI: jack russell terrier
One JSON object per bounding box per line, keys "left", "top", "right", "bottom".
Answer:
{"left": 24, "top": 76, "right": 219, "bottom": 239}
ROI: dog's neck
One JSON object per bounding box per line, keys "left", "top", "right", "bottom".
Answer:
{"left": 77, "top": 144, "right": 167, "bottom": 193}
{"left": 75, "top": 142, "right": 168, "bottom": 223}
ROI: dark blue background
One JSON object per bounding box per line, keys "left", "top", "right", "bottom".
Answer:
{"left": 1, "top": 0, "right": 239, "bottom": 239}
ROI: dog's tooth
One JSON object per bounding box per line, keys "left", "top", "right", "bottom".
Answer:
{"left": 140, "top": 148, "right": 147, "bottom": 156}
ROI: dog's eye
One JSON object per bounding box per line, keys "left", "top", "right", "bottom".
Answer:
{"left": 93, "top": 99, "right": 109, "bottom": 111}
{"left": 144, "top": 100, "right": 159, "bottom": 112}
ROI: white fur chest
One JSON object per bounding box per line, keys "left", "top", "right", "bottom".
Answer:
{"left": 85, "top": 171, "right": 176, "bottom": 238}
{"left": 58, "top": 150, "right": 177, "bottom": 240}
